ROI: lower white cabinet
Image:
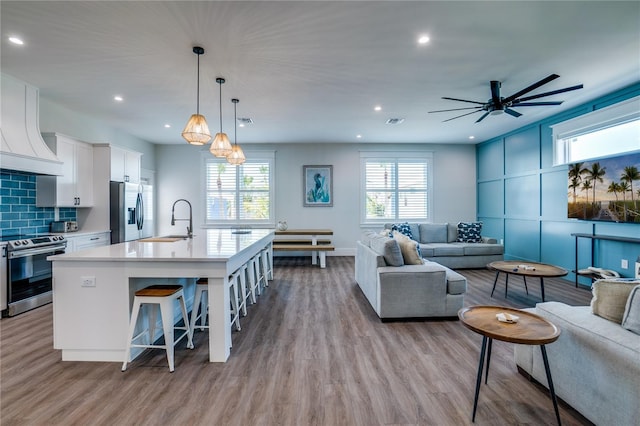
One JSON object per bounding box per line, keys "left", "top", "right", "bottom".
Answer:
{"left": 64, "top": 232, "right": 110, "bottom": 253}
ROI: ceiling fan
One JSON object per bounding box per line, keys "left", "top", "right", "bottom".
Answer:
{"left": 428, "top": 74, "right": 583, "bottom": 123}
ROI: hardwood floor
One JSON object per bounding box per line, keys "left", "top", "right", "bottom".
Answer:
{"left": 1, "top": 257, "right": 593, "bottom": 425}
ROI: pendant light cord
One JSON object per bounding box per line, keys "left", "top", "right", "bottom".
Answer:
{"left": 218, "top": 80, "right": 223, "bottom": 131}
{"left": 234, "top": 100, "right": 237, "bottom": 146}
{"left": 196, "top": 53, "right": 200, "bottom": 115}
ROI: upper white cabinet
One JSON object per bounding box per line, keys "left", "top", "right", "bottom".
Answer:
{"left": 109, "top": 145, "right": 141, "bottom": 183}
{"left": 37, "top": 133, "right": 94, "bottom": 207}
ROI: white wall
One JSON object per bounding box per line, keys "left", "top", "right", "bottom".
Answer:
{"left": 157, "top": 143, "right": 476, "bottom": 254}
{"left": 39, "top": 97, "right": 156, "bottom": 170}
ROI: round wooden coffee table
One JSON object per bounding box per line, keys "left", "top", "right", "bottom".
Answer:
{"left": 459, "top": 305, "right": 561, "bottom": 425}
{"left": 488, "top": 260, "right": 568, "bottom": 302}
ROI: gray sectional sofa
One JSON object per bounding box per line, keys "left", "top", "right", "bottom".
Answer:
{"left": 384, "top": 222, "right": 504, "bottom": 269}
{"left": 514, "top": 301, "right": 640, "bottom": 425}
{"left": 355, "top": 230, "right": 467, "bottom": 319}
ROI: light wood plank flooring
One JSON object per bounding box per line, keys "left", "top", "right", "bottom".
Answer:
{"left": 1, "top": 257, "right": 593, "bottom": 425}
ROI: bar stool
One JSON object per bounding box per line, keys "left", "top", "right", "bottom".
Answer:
{"left": 188, "top": 273, "right": 243, "bottom": 348}
{"left": 260, "top": 247, "right": 273, "bottom": 286}
{"left": 188, "top": 278, "right": 209, "bottom": 346}
{"left": 122, "top": 284, "right": 192, "bottom": 373}
{"left": 248, "top": 253, "right": 263, "bottom": 298}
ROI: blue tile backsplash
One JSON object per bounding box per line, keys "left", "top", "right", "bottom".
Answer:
{"left": 0, "top": 169, "right": 76, "bottom": 237}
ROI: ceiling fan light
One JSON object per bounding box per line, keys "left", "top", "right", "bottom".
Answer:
{"left": 210, "top": 132, "right": 232, "bottom": 157}
{"left": 490, "top": 109, "right": 504, "bottom": 116}
{"left": 227, "top": 144, "right": 246, "bottom": 165}
{"left": 181, "top": 114, "right": 211, "bottom": 145}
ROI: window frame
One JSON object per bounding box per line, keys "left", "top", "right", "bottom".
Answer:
{"left": 201, "top": 150, "right": 275, "bottom": 228}
{"left": 359, "top": 151, "right": 433, "bottom": 226}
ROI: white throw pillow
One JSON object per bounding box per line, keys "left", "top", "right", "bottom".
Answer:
{"left": 392, "top": 230, "right": 424, "bottom": 265}
{"left": 621, "top": 285, "right": 640, "bottom": 335}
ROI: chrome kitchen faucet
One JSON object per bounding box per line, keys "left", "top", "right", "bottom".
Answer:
{"left": 170, "top": 199, "right": 193, "bottom": 238}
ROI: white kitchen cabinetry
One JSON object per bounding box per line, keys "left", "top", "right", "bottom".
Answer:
{"left": 36, "top": 133, "right": 94, "bottom": 207}
{"left": 110, "top": 145, "right": 141, "bottom": 183}
{"left": 64, "top": 232, "right": 110, "bottom": 253}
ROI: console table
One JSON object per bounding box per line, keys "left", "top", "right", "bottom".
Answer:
{"left": 273, "top": 229, "right": 334, "bottom": 268}
{"left": 571, "top": 233, "right": 640, "bottom": 287}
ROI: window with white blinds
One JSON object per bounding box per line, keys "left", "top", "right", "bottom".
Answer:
{"left": 361, "top": 153, "right": 432, "bottom": 223}
{"left": 204, "top": 153, "right": 274, "bottom": 225}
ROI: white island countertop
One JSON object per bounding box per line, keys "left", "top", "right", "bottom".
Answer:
{"left": 50, "top": 228, "right": 273, "bottom": 262}
{"left": 50, "top": 228, "right": 274, "bottom": 363}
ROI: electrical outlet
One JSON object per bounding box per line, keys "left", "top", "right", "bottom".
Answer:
{"left": 81, "top": 276, "right": 96, "bottom": 287}
{"left": 621, "top": 259, "right": 628, "bottom": 269}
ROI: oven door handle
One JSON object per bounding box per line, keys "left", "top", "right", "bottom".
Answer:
{"left": 8, "top": 245, "right": 66, "bottom": 259}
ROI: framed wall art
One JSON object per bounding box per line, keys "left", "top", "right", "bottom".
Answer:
{"left": 303, "top": 165, "right": 333, "bottom": 207}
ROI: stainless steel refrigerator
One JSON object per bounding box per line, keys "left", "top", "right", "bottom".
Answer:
{"left": 109, "top": 181, "right": 154, "bottom": 243}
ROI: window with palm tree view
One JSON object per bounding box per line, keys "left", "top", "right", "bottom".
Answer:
{"left": 205, "top": 154, "right": 274, "bottom": 225}
{"left": 361, "top": 153, "right": 432, "bottom": 223}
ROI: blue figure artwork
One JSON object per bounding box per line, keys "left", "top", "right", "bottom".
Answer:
{"left": 305, "top": 166, "right": 332, "bottom": 205}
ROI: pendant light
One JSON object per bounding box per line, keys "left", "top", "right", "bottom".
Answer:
{"left": 209, "top": 77, "right": 232, "bottom": 157}
{"left": 226, "top": 98, "right": 246, "bottom": 165}
{"left": 181, "top": 46, "right": 211, "bottom": 145}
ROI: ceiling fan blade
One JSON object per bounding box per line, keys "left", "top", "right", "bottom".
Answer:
{"left": 502, "top": 74, "right": 560, "bottom": 104}
{"left": 516, "top": 84, "right": 584, "bottom": 102}
{"left": 428, "top": 106, "right": 483, "bottom": 113}
{"left": 511, "top": 101, "right": 563, "bottom": 107}
{"left": 442, "top": 109, "right": 483, "bottom": 122}
{"left": 442, "top": 96, "right": 486, "bottom": 105}
{"left": 475, "top": 111, "right": 491, "bottom": 123}
{"left": 504, "top": 108, "right": 522, "bottom": 118}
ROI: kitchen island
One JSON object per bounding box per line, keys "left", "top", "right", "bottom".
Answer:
{"left": 49, "top": 229, "right": 274, "bottom": 363}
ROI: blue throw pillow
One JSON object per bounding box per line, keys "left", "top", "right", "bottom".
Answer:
{"left": 391, "top": 222, "right": 413, "bottom": 240}
{"left": 457, "top": 222, "right": 483, "bottom": 243}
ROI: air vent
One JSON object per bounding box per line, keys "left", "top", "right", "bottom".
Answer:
{"left": 237, "top": 117, "right": 253, "bottom": 125}
{"left": 385, "top": 118, "right": 405, "bottom": 125}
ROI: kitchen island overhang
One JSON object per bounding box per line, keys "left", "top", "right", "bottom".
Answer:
{"left": 49, "top": 229, "right": 274, "bottom": 363}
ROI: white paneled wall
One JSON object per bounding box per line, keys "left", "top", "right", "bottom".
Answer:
{"left": 157, "top": 143, "right": 476, "bottom": 256}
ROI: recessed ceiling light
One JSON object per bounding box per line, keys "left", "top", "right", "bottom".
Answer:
{"left": 356, "top": 134, "right": 362, "bottom": 139}
{"left": 164, "top": 124, "right": 171, "bottom": 128}
{"left": 469, "top": 135, "right": 475, "bottom": 140}
{"left": 9, "top": 36, "right": 24, "bottom": 45}
{"left": 374, "top": 106, "right": 382, "bottom": 111}
{"left": 418, "top": 35, "right": 430, "bottom": 45}
{"left": 114, "top": 95, "right": 123, "bottom": 102}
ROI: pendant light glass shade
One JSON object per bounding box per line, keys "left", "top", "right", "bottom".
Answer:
{"left": 226, "top": 98, "right": 245, "bottom": 165}
{"left": 182, "top": 46, "right": 211, "bottom": 145}
{"left": 209, "top": 77, "right": 232, "bottom": 157}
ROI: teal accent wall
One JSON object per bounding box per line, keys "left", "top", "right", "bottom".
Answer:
{"left": 477, "top": 82, "right": 640, "bottom": 285}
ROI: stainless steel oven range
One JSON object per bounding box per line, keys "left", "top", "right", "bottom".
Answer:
{"left": 1, "top": 234, "right": 66, "bottom": 317}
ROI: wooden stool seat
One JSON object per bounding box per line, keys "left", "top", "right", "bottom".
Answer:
{"left": 135, "top": 285, "right": 183, "bottom": 297}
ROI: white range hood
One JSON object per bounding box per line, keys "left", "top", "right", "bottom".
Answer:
{"left": 0, "top": 73, "right": 63, "bottom": 175}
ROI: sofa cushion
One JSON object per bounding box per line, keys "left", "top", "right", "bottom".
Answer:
{"left": 457, "top": 222, "right": 483, "bottom": 243}
{"left": 622, "top": 285, "right": 640, "bottom": 335}
{"left": 367, "top": 232, "right": 404, "bottom": 267}
{"left": 417, "top": 244, "right": 434, "bottom": 257}
{"left": 591, "top": 279, "right": 638, "bottom": 323}
{"left": 418, "top": 223, "right": 448, "bottom": 243}
{"left": 392, "top": 231, "right": 423, "bottom": 265}
{"left": 447, "top": 224, "right": 458, "bottom": 243}
{"left": 431, "top": 243, "right": 464, "bottom": 256}
{"left": 463, "top": 243, "right": 504, "bottom": 256}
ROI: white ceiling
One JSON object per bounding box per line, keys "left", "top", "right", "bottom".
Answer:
{"left": 1, "top": 1, "right": 639, "bottom": 145}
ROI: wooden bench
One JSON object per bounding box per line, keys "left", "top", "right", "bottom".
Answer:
{"left": 272, "top": 243, "right": 335, "bottom": 268}
{"left": 273, "top": 229, "right": 334, "bottom": 268}
{"left": 273, "top": 239, "right": 332, "bottom": 245}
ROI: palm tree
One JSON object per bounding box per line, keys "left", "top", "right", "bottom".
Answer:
{"left": 619, "top": 180, "right": 631, "bottom": 221}
{"left": 607, "top": 181, "right": 620, "bottom": 202}
{"left": 569, "top": 176, "right": 581, "bottom": 203}
{"left": 582, "top": 180, "right": 592, "bottom": 204}
{"left": 621, "top": 165, "right": 640, "bottom": 210}
{"left": 586, "top": 162, "right": 606, "bottom": 203}
{"left": 568, "top": 162, "right": 586, "bottom": 203}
